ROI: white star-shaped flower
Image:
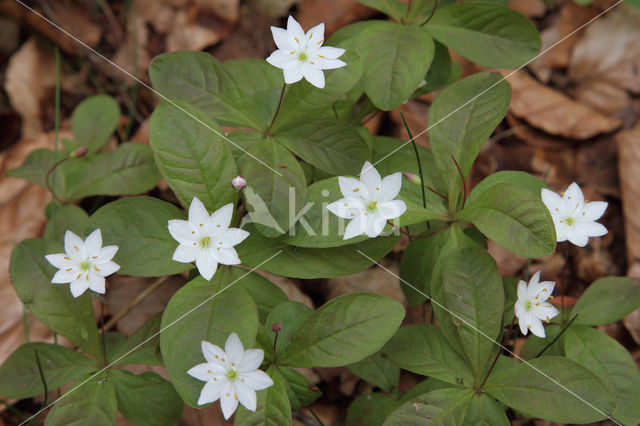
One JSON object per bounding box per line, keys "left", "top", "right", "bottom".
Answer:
{"left": 44, "top": 229, "right": 120, "bottom": 298}
{"left": 327, "top": 161, "right": 407, "bottom": 239}
{"left": 514, "top": 271, "right": 560, "bottom": 338}
{"left": 266, "top": 15, "right": 346, "bottom": 88}
{"left": 541, "top": 182, "right": 608, "bottom": 247}
{"left": 187, "top": 333, "right": 274, "bottom": 419}
{"left": 168, "top": 197, "right": 249, "bottom": 281}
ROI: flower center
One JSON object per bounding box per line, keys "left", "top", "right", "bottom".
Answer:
{"left": 226, "top": 369, "right": 237, "bottom": 380}
{"left": 524, "top": 299, "right": 533, "bottom": 311}
{"left": 79, "top": 260, "right": 92, "bottom": 271}
{"left": 200, "top": 236, "right": 211, "bottom": 248}
{"left": 298, "top": 51, "right": 308, "bottom": 61}
{"left": 366, "top": 201, "right": 378, "bottom": 212}
{"left": 565, "top": 217, "right": 575, "bottom": 226}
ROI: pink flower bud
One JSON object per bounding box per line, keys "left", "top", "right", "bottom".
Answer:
{"left": 231, "top": 175, "right": 246, "bottom": 190}
{"left": 71, "top": 146, "right": 88, "bottom": 158}
{"left": 271, "top": 322, "right": 283, "bottom": 333}
{"left": 403, "top": 172, "right": 421, "bottom": 185}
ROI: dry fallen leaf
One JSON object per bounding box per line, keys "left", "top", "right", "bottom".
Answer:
{"left": 326, "top": 264, "right": 407, "bottom": 306}
{"left": 623, "top": 308, "right": 640, "bottom": 345}
{"left": 616, "top": 121, "right": 640, "bottom": 274}
{"left": 257, "top": 271, "right": 314, "bottom": 309}
{"left": 298, "top": 0, "right": 377, "bottom": 36}
{"left": 504, "top": 70, "right": 621, "bottom": 139}
{"left": 567, "top": 4, "right": 640, "bottom": 115}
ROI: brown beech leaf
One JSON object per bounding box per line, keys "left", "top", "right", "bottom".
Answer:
{"left": 298, "top": 0, "right": 378, "bottom": 36}
{"left": 504, "top": 71, "right": 621, "bottom": 139}
{"left": 567, "top": 4, "right": 640, "bottom": 115}
{"left": 616, "top": 122, "right": 640, "bottom": 273}
{"left": 327, "top": 264, "right": 407, "bottom": 306}
{"left": 508, "top": 0, "right": 546, "bottom": 19}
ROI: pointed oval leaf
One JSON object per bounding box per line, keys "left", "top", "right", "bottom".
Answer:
{"left": 45, "top": 374, "right": 117, "bottom": 426}
{"left": 571, "top": 276, "right": 640, "bottom": 325}
{"left": 235, "top": 365, "right": 292, "bottom": 426}
{"left": 382, "top": 388, "right": 473, "bottom": 426}
{"left": 71, "top": 95, "right": 120, "bottom": 153}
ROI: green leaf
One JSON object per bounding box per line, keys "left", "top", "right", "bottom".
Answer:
{"left": 149, "top": 102, "right": 237, "bottom": 212}
{"left": 111, "top": 369, "right": 183, "bottom": 426}
{"left": 235, "top": 365, "right": 292, "bottom": 426}
{"left": 348, "top": 352, "right": 400, "bottom": 393}
{"left": 241, "top": 139, "right": 307, "bottom": 238}
{"left": 278, "top": 366, "right": 322, "bottom": 411}
{"left": 111, "top": 313, "right": 163, "bottom": 366}
{"left": 10, "top": 239, "right": 103, "bottom": 361}
{"left": 240, "top": 274, "right": 289, "bottom": 324}
{"left": 467, "top": 171, "right": 548, "bottom": 205}
{"left": 428, "top": 72, "right": 510, "bottom": 199}
{"left": 227, "top": 131, "right": 263, "bottom": 163}
{"left": 357, "top": 0, "right": 406, "bottom": 21}
{"left": 0, "top": 343, "right": 96, "bottom": 399}
{"left": 456, "top": 183, "right": 556, "bottom": 257}
{"left": 271, "top": 49, "right": 364, "bottom": 131}
{"left": 462, "top": 393, "right": 509, "bottom": 426}
{"left": 485, "top": 356, "right": 615, "bottom": 423}
{"left": 280, "top": 293, "right": 405, "bottom": 367}
{"left": 381, "top": 324, "right": 474, "bottom": 386}
{"left": 518, "top": 324, "right": 564, "bottom": 360}
{"left": 358, "top": 22, "right": 435, "bottom": 110}
{"left": 159, "top": 267, "right": 259, "bottom": 407}
{"left": 273, "top": 118, "right": 370, "bottom": 175}
{"left": 346, "top": 393, "right": 399, "bottom": 426}
{"left": 237, "top": 224, "right": 399, "bottom": 278}
{"left": 424, "top": 3, "right": 540, "bottom": 68}
{"left": 399, "top": 230, "right": 450, "bottom": 305}
{"left": 571, "top": 276, "right": 640, "bottom": 325}
{"left": 61, "top": 143, "right": 161, "bottom": 201}
{"left": 383, "top": 388, "right": 473, "bottom": 425}
{"left": 71, "top": 95, "right": 120, "bottom": 153}
{"left": 502, "top": 276, "right": 518, "bottom": 325}
{"left": 149, "top": 51, "right": 267, "bottom": 129}
{"left": 265, "top": 301, "right": 311, "bottom": 357}
{"left": 87, "top": 196, "right": 192, "bottom": 277}
{"left": 413, "top": 40, "right": 461, "bottom": 97}
{"left": 45, "top": 374, "right": 117, "bottom": 426}
{"left": 5, "top": 148, "right": 63, "bottom": 187}
{"left": 564, "top": 326, "right": 640, "bottom": 425}
{"left": 44, "top": 202, "right": 89, "bottom": 242}
{"left": 436, "top": 246, "right": 504, "bottom": 384}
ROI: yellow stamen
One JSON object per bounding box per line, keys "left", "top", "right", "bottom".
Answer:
{"left": 294, "top": 37, "right": 299, "bottom": 43}
{"left": 74, "top": 245, "right": 79, "bottom": 251}
{"left": 317, "top": 40, "right": 323, "bottom": 45}
{"left": 309, "top": 32, "right": 313, "bottom": 39}
{"left": 64, "top": 256, "right": 71, "bottom": 260}
{"left": 94, "top": 265, "right": 100, "bottom": 272}
{"left": 66, "top": 267, "right": 72, "bottom": 271}
{"left": 318, "top": 54, "right": 325, "bottom": 58}
{"left": 353, "top": 188, "right": 359, "bottom": 192}
{"left": 76, "top": 273, "right": 82, "bottom": 280}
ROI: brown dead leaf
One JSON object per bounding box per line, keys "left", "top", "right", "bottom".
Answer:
{"left": 508, "top": 0, "right": 546, "bottom": 18}
{"left": 207, "top": 0, "right": 240, "bottom": 23}
{"left": 257, "top": 271, "right": 314, "bottom": 309}
{"left": 616, "top": 122, "right": 640, "bottom": 273}
{"left": 567, "top": 4, "right": 640, "bottom": 115}
{"left": 181, "top": 404, "right": 228, "bottom": 426}
{"left": 504, "top": 71, "right": 621, "bottom": 139}
{"left": 297, "top": 0, "right": 378, "bottom": 36}
{"left": 623, "top": 308, "right": 640, "bottom": 345}
{"left": 250, "top": 0, "right": 300, "bottom": 18}
{"left": 488, "top": 240, "right": 528, "bottom": 277}
{"left": 326, "top": 264, "right": 407, "bottom": 306}
{"left": 575, "top": 134, "right": 619, "bottom": 198}
{"left": 45, "top": 1, "right": 102, "bottom": 48}
{"left": 4, "top": 38, "right": 56, "bottom": 138}
{"left": 167, "top": 5, "right": 234, "bottom": 52}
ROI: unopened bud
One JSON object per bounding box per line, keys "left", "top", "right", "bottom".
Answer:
{"left": 231, "top": 175, "right": 246, "bottom": 190}
{"left": 403, "top": 172, "right": 421, "bottom": 185}
{"left": 71, "top": 146, "right": 88, "bottom": 158}
{"left": 271, "top": 322, "right": 283, "bottom": 333}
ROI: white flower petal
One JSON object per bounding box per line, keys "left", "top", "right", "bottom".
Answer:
{"left": 535, "top": 280, "right": 555, "bottom": 301}
{"left": 238, "top": 349, "right": 264, "bottom": 373}
{"left": 69, "top": 279, "right": 89, "bottom": 298}
{"left": 326, "top": 198, "right": 365, "bottom": 219}
{"left": 45, "top": 253, "right": 73, "bottom": 269}
{"left": 197, "top": 380, "right": 223, "bottom": 406}
{"left": 189, "top": 197, "right": 210, "bottom": 229}
{"left": 316, "top": 46, "right": 345, "bottom": 60}
{"left": 527, "top": 271, "right": 541, "bottom": 294}
{"left": 566, "top": 226, "right": 588, "bottom": 247}
{"left": 302, "top": 64, "right": 325, "bottom": 88}
{"left": 64, "top": 230, "right": 85, "bottom": 259}
{"left": 236, "top": 383, "right": 257, "bottom": 412}
{"left": 555, "top": 221, "right": 568, "bottom": 242}
{"left": 217, "top": 228, "right": 250, "bottom": 248}
{"left": 532, "top": 303, "right": 559, "bottom": 323}
{"left": 283, "top": 65, "right": 304, "bottom": 84}
{"left": 196, "top": 251, "right": 218, "bottom": 281}
{"left": 360, "top": 162, "right": 382, "bottom": 197}
{"left": 270, "top": 26, "right": 293, "bottom": 51}
{"left": 305, "top": 23, "right": 324, "bottom": 46}
{"left": 188, "top": 363, "right": 223, "bottom": 381}
{"left": 528, "top": 317, "right": 546, "bottom": 338}
{"left": 266, "top": 50, "right": 298, "bottom": 69}
{"left": 581, "top": 201, "right": 607, "bottom": 222}
{"left": 214, "top": 247, "right": 241, "bottom": 265}
{"left": 168, "top": 219, "right": 196, "bottom": 244}
{"left": 94, "top": 260, "right": 120, "bottom": 277}
{"left": 225, "top": 333, "right": 245, "bottom": 366}
{"left": 516, "top": 280, "right": 528, "bottom": 302}
{"left": 377, "top": 200, "right": 407, "bottom": 220}
{"left": 209, "top": 203, "right": 234, "bottom": 233}
{"left": 51, "top": 269, "right": 77, "bottom": 284}
{"left": 518, "top": 311, "right": 530, "bottom": 336}
{"left": 88, "top": 274, "right": 105, "bottom": 294}
{"left": 365, "top": 214, "right": 386, "bottom": 238}
{"left": 172, "top": 243, "right": 200, "bottom": 263}
{"left": 84, "top": 229, "right": 103, "bottom": 256}
{"left": 286, "top": 15, "right": 305, "bottom": 40}
{"left": 541, "top": 188, "right": 562, "bottom": 213}
{"left": 563, "top": 182, "right": 584, "bottom": 205}
{"left": 576, "top": 221, "right": 608, "bottom": 238}
{"left": 99, "top": 245, "right": 119, "bottom": 261}
{"left": 241, "top": 370, "right": 274, "bottom": 391}
{"left": 343, "top": 216, "right": 366, "bottom": 240}
{"left": 201, "top": 341, "right": 227, "bottom": 364}
{"left": 338, "top": 176, "right": 369, "bottom": 200}
{"left": 377, "top": 173, "right": 402, "bottom": 202}
{"left": 317, "top": 58, "right": 347, "bottom": 70}
{"left": 220, "top": 382, "right": 239, "bottom": 420}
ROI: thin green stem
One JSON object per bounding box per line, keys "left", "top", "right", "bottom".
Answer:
{"left": 308, "top": 406, "right": 325, "bottom": 426}
{"left": 22, "top": 306, "right": 30, "bottom": 342}
{"left": 451, "top": 156, "right": 467, "bottom": 209}
{"left": 534, "top": 314, "right": 579, "bottom": 358}
{"left": 267, "top": 83, "right": 287, "bottom": 132}
{"left": 479, "top": 316, "right": 516, "bottom": 390}
{"left": 400, "top": 113, "right": 427, "bottom": 211}
{"left": 420, "top": 0, "right": 439, "bottom": 27}
{"left": 51, "top": 46, "right": 61, "bottom": 231}
{"left": 28, "top": 349, "right": 48, "bottom": 425}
